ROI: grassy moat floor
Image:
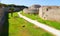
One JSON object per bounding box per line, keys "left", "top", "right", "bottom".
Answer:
{"left": 21, "top": 11, "right": 60, "bottom": 30}
{"left": 9, "top": 12, "right": 54, "bottom": 36}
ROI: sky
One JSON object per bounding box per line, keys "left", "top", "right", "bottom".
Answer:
{"left": 1, "top": 0, "right": 60, "bottom": 6}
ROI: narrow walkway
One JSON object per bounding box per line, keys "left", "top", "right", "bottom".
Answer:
{"left": 18, "top": 12, "right": 60, "bottom": 36}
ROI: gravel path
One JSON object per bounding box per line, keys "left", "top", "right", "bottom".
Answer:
{"left": 18, "top": 12, "right": 60, "bottom": 36}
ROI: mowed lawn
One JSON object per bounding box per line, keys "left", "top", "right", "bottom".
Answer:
{"left": 21, "top": 11, "right": 60, "bottom": 30}
{"left": 9, "top": 12, "right": 54, "bottom": 36}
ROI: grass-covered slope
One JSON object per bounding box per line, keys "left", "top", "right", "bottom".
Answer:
{"left": 21, "top": 11, "right": 60, "bottom": 30}
{"left": 9, "top": 12, "right": 54, "bottom": 36}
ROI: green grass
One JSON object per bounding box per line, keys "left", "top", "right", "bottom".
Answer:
{"left": 9, "top": 12, "right": 54, "bottom": 36}
{"left": 21, "top": 11, "right": 60, "bottom": 30}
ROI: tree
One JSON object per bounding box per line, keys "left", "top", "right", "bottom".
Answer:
{"left": 9, "top": 7, "right": 14, "bottom": 17}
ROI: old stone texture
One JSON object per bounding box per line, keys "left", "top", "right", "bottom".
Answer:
{"left": 0, "top": 8, "right": 3, "bottom": 35}
{"left": 39, "top": 6, "right": 60, "bottom": 22}
{"left": 0, "top": 8, "right": 4, "bottom": 22}
{"left": 23, "top": 5, "right": 41, "bottom": 14}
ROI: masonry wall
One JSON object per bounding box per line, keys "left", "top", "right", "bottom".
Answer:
{"left": 39, "top": 6, "right": 60, "bottom": 22}
{"left": 0, "top": 8, "right": 6, "bottom": 35}
{"left": 23, "top": 5, "right": 40, "bottom": 14}
{"left": 0, "top": 8, "right": 5, "bottom": 23}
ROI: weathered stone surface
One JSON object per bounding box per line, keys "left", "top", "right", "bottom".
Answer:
{"left": 23, "top": 5, "right": 41, "bottom": 14}
{"left": 0, "top": 8, "right": 3, "bottom": 35}
{"left": 39, "top": 6, "right": 60, "bottom": 22}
